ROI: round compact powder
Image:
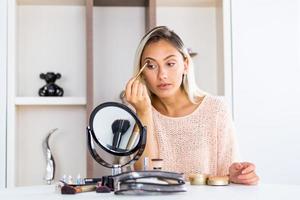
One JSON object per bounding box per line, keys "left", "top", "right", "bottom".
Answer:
{"left": 207, "top": 176, "right": 229, "bottom": 186}
{"left": 189, "top": 174, "right": 209, "bottom": 185}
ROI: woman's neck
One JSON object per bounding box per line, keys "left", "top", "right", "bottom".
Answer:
{"left": 152, "top": 89, "right": 192, "bottom": 116}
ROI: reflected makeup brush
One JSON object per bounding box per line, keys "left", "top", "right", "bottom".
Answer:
{"left": 112, "top": 119, "right": 130, "bottom": 149}
{"left": 126, "top": 125, "right": 140, "bottom": 150}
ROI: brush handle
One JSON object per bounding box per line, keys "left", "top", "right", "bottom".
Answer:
{"left": 126, "top": 131, "right": 139, "bottom": 150}
{"left": 77, "top": 185, "right": 97, "bottom": 192}
{"left": 61, "top": 184, "right": 96, "bottom": 194}
{"left": 134, "top": 62, "right": 148, "bottom": 80}
{"left": 112, "top": 131, "right": 122, "bottom": 149}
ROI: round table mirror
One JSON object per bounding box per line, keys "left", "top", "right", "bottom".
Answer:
{"left": 87, "top": 102, "right": 146, "bottom": 171}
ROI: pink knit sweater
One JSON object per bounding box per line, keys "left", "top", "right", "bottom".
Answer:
{"left": 152, "top": 95, "right": 239, "bottom": 177}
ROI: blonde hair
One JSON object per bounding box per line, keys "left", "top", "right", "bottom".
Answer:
{"left": 133, "top": 26, "right": 206, "bottom": 104}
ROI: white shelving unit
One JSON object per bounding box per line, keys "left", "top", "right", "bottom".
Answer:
{"left": 7, "top": 0, "right": 87, "bottom": 187}
{"left": 6, "top": 0, "right": 233, "bottom": 186}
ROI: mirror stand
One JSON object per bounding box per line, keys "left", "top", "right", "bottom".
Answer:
{"left": 112, "top": 164, "right": 122, "bottom": 176}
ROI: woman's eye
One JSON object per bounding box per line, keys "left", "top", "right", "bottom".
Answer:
{"left": 167, "top": 62, "right": 175, "bottom": 67}
{"left": 147, "top": 63, "right": 157, "bottom": 69}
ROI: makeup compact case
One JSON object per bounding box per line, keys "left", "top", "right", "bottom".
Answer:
{"left": 102, "top": 170, "right": 186, "bottom": 195}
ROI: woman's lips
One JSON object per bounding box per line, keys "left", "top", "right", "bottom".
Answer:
{"left": 157, "top": 83, "right": 172, "bottom": 90}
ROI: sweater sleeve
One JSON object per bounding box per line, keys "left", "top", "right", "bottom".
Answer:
{"left": 216, "top": 98, "right": 239, "bottom": 176}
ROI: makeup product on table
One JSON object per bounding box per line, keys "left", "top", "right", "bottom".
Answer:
{"left": 143, "top": 157, "right": 149, "bottom": 170}
{"left": 61, "top": 174, "right": 67, "bottom": 183}
{"left": 67, "top": 175, "right": 73, "bottom": 184}
{"left": 61, "top": 184, "right": 97, "bottom": 194}
{"left": 96, "top": 182, "right": 111, "bottom": 193}
{"left": 189, "top": 174, "right": 209, "bottom": 185}
{"left": 76, "top": 174, "right": 83, "bottom": 185}
{"left": 60, "top": 176, "right": 101, "bottom": 194}
{"left": 207, "top": 175, "right": 229, "bottom": 186}
{"left": 84, "top": 177, "right": 102, "bottom": 185}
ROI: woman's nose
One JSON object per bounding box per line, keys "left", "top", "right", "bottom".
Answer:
{"left": 157, "top": 68, "right": 167, "bottom": 80}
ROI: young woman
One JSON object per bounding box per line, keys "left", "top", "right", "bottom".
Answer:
{"left": 124, "top": 26, "right": 259, "bottom": 185}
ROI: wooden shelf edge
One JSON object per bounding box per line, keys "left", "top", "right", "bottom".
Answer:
{"left": 15, "top": 97, "right": 86, "bottom": 106}
{"left": 157, "top": 0, "right": 217, "bottom": 7}
{"left": 94, "top": 0, "right": 147, "bottom": 7}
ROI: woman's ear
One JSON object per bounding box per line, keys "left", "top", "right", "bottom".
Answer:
{"left": 183, "top": 56, "right": 189, "bottom": 75}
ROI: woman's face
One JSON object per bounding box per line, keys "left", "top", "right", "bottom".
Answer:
{"left": 141, "top": 39, "right": 188, "bottom": 99}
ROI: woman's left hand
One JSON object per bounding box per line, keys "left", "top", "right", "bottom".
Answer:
{"left": 229, "top": 162, "right": 259, "bottom": 185}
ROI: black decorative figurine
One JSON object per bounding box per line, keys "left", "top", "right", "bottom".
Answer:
{"left": 39, "top": 72, "right": 64, "bottom": 96}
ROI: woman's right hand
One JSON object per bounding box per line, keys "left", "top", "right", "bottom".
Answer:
{"left": 125, "top": 77, "right": 152, "bottom": 114}
{"left": 125, "top": 77, "right": 159, "bottom": 171}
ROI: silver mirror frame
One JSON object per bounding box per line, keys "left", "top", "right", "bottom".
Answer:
{"left": 86, "top": 102, "right": 147, "bottom": 169}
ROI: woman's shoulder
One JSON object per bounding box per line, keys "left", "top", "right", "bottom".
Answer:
{"left": 202, "top": 95, "right": 230, "bottom": 111}
{"left": 203, "top": 95, "right": 233, "bottom": 124}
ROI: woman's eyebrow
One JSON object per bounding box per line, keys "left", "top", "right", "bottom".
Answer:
{"left": 143, "top": 57, "right": 156, "bottom": 62}
{"left": 143, "top": 55, "right": 176, "bottom": 62}
{"left": 164, "top": 55, "right": 176, "bottom": 60}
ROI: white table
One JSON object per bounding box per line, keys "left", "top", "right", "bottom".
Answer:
{"left": 0, "top": 183, "right": 299, "bottom": 200}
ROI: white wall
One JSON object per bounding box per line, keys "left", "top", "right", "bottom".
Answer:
{"left": 231, "top": 0, "right": 300, "bottom": 184}
{"left": 0, "top": 0, "right": 8, "bottom": 189}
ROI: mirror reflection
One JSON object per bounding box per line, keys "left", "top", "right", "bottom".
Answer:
{"left": 91, "top": 106, "right": 140, "bottom": 153}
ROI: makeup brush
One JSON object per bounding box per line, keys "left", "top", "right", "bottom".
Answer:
{"left": 134, "top": 61, "right": 149, "bottom": 80}
{"left": 111, "top": 119, "right": 130, "bottom": 149}
{"left": 61, "top": 184, "right": 96, "bottom": 194}
{"left": 120, "top": 61, "right": 149, "bottom": 101}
